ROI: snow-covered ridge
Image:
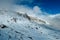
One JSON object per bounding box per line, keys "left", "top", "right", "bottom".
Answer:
{"left": 0, "top": 10, "right": 60, "bottom": 40}
{"left": 0, "top": 9, "right": 47, "bottom": 24}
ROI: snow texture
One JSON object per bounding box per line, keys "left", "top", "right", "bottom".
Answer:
{"left": 0, "top": 10, "right": 60, "bottom": 40}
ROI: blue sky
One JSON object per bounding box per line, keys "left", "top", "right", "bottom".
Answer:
{"left": 0, "top": 0, "right": 60, "bottom": 14}
{"left": 14, "top": 0, "right": 60, "bottom": 14}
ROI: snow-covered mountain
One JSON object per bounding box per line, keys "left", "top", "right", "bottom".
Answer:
{"left": 0, "top": 10, "right": 60, "bottom": 40}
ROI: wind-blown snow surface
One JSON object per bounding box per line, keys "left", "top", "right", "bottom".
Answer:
{"left": 0, "top": 10, "right": 60, "bottom": 40}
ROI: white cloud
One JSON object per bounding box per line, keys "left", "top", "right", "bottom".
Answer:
{"left": 33, "top": 6, "right": 42, "bottom": 14}
{"left": 13, "top": 5, "right": 60, "bottom": 31}
{"left": 13, "top": 5, "right": 48, "bottom": 17}
{"left": 0, "top": 0, "right": 60, "bottom": 31}
{"left": 43, "top": 14, "right": 60, "bottom": 30}
{"left": 0, "top": 0, "right": 14, "bottom": 10}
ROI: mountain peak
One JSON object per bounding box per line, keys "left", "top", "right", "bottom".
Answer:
{"left": 0, "top": 10, "right": 60, "bottom": 40}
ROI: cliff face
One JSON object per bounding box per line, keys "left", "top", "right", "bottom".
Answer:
{"left": 0, "top": 10, "right": 60, "bottom": 40}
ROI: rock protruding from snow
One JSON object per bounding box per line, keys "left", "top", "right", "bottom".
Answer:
{"left": 0, "top": 10, "right": 60, "bottom": 40}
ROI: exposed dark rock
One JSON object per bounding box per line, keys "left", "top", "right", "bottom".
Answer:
{"left": 36, "top": 27, "right": 38, "bottom": 29}
{"left": 15, "top": 31, "right": 21, "bottom": 34}
{"left": 23, "top": 13, "right": 31, "bottom": 20}
{"left": 8, "top": 35, "right": 12, "bottom": 40}
{"left": 0, "top": 24, "right": 8, "bottom": 29}
{"left": 11, "top": 17, "right": 17, "bottom": 22}
{"left": 17, "top": 12, "right": 23, "bottom": 16}
{"left": 31, "top": 28, "right": 33, "bottom": 29}
{"left": 15, "top": 30, "right": 24, "bottom": 36}
{"left": 56, "top": 37, "right": 59, "bottom": 39}
{"left": 13, "top": 18, "right": 17, "bottom": 22}
{"left": 9, "top": 35, "right": 11, "bottom": 39}
{"left": 28, "top": 37, "right": 33, "bottom": 40}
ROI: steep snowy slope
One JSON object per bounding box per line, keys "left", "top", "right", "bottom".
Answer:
{"left": 0, "top": 10, "right": 60, "bottom": 40}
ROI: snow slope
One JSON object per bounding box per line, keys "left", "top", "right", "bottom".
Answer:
{"left": 0, "top": 10, "right": 60, "bottom": 40}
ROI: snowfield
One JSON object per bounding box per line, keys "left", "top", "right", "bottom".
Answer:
{"left": 0, "top": 10, "right": 60, "bottom": 40}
